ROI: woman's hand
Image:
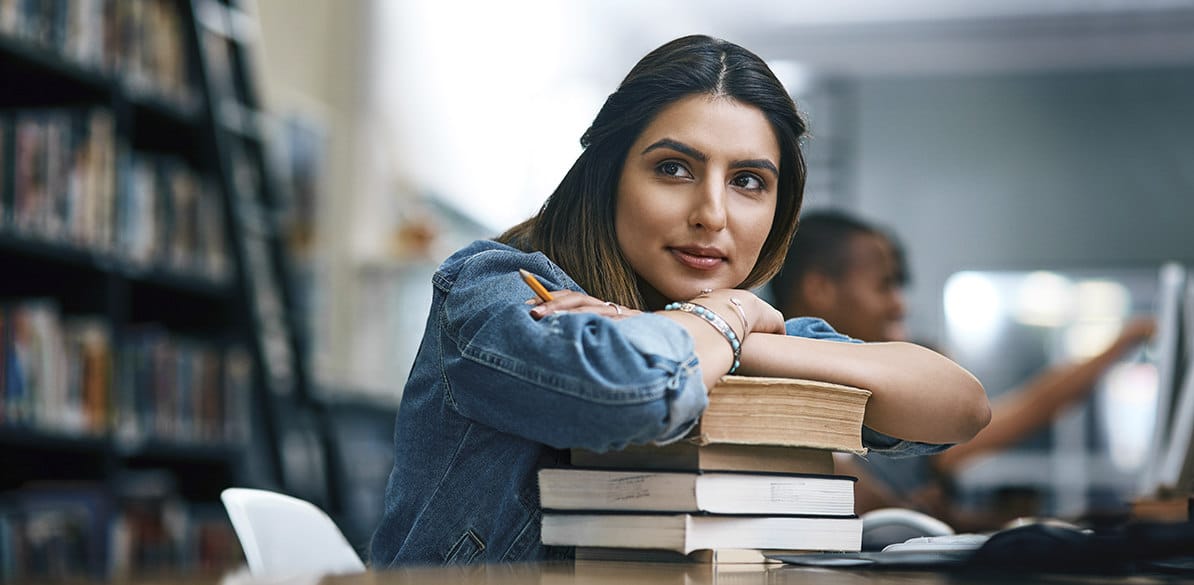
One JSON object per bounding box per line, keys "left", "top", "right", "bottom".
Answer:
{"left": 527, "top": 290, "right": 642, "bottom": 320}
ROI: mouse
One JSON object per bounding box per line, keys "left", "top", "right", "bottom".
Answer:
{"left": 860, "top": 507, "right": 955, "bottom": 551}
{"left": 967, "top": 523, "right": 1092, "bottom": 571}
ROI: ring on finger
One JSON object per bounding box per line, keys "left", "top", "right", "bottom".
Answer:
{"left": 605, "top": 301, "right": 623, "bottom": 315}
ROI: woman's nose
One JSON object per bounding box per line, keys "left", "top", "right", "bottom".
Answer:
{"left": 689, "top": 182, "right": 727, "bottom": 231}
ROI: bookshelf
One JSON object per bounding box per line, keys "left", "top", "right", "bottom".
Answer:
{"left": 0, "top": 0, "right": 311, "bottom": 579}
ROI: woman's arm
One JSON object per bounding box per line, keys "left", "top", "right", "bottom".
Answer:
{"left": 736, "top": 333, "right": 990, "bottom": 444}
{"left": 540, "top": 289, "right": 787, "bottom": 391}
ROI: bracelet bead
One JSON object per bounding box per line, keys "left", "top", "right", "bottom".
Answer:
{"left": 664, "top": 301, "right": 742, "bottom": 374}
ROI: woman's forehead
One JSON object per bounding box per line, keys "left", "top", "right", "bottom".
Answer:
{"left": 632, "top": 95, "right": 780, "bottom": 163}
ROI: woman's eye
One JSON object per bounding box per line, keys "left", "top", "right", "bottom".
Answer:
{"left": 732, "top": 173, "right": 764, "bottom": 190}
{"left": 657, "top": 161, "right": 691, "bottom": 178}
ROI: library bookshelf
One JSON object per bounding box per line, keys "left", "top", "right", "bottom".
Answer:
{"left": 0, "top": 0, "right": 312, "bottom": 579}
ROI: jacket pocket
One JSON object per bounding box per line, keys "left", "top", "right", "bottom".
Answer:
{"left": 444, "top": 529, "right": 486, "bottom": 565}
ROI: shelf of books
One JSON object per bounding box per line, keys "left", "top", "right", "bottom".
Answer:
{"left": 0, "top": 0, "right": 307, "bottom": 580}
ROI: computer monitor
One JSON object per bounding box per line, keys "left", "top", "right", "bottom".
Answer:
{"left": 1137, "top": 262, "right": 1191, "bottom": 498}
{"left": 1151, "top": 268, "right": 1194, "bottom": 497}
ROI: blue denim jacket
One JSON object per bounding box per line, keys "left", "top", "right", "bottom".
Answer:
{"left": 370, "top": 240, "right": 947, "bottom": 567}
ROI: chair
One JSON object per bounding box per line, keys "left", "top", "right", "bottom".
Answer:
{"left": 221, "top": 487, "right": 366, "bottom": 577}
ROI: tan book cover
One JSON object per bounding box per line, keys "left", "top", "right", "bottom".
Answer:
{"left": 571, "top": 442, "right": 835, "bottom": 475}
{"left": 693, "top": 376, "right": 870, "bottom": 455}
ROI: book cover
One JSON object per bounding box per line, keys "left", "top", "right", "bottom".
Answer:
{"left": 571, "top": 442, "right": 835, "bottom": 475}
{"left": 541, "top": 512, "right": 862, "bottom": 554}
{"left": 539, "top": 468, "right": 855, "bottom": 516}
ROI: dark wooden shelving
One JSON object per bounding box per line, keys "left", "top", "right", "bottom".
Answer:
{"left": 0, "top": 0, "right": 310, "bottom": 577}
{"left": 0, "top": 33, "right": 113, "bottom": 98}
{"left": 0, "top": 230, "right": 234, "bottom": 301}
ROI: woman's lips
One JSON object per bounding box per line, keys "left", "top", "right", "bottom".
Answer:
{"left": 670, "top": 248, "right": 725, "bottom": 270}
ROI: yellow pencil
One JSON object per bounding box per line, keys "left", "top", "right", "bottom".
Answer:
{"left": 519, "top": 268, "right": 554, "bottom": 302}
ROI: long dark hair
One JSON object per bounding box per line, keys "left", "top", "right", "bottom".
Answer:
{"left": 499, "top": 34, "right": 808, "bottom": 309}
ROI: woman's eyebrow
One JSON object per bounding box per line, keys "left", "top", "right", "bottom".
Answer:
{"left": 641, "top": 138, "right": 705, "bottom": 162}
{"left": 730, "top": 158, "right": 779, "bottom": 178}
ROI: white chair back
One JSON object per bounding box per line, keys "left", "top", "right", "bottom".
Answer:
{"left": 221, "top": 487, "right": 366, "bottom": 578}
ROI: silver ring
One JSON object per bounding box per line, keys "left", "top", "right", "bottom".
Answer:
{"left": 605, "top": 301, "right": 623, "bottom": 315}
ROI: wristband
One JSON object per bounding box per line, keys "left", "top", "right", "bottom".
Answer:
{"left": 664, "top": 301, "right": 741, "bottom": 374}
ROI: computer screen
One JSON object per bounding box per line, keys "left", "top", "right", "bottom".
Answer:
{"left": 1149, "top": 266, "right": 1194, "bottom": 497}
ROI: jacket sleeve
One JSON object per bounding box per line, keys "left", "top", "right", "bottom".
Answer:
{"left": 436, "top": 248, "right": 708, "bottom": 452}
{"left": 785, "top": 317, "right": 953, "bottom": 457}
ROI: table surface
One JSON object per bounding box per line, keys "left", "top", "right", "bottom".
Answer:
{"left": 298, "top": 561, "right": 1174, "bottom": 585}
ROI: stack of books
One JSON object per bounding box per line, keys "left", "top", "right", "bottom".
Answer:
{"left": 539, "top": 375, "right": 871, "bottom": 562}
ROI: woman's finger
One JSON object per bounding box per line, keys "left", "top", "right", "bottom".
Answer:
{"left": 528, "top": 290, "right": 639, "bottom": 320}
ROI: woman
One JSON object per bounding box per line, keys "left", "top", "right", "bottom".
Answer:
{"left": 370, "top": 35, "right": 989, "bottom": 567}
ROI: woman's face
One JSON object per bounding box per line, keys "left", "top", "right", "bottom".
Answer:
{"left": 615, "top": 94, "right": 780, "bottom": 307}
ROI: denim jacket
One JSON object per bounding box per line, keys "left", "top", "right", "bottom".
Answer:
{"left": 370, "top": 240, "right": 948, "bottom": 567}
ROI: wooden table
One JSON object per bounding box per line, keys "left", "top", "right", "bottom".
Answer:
{"left": 303, "top": 561, "right": 1174, "bottom": 585}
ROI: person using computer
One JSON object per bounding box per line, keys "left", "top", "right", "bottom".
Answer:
{"left": 772, "top": 210, "right": 1155, "bottom": 530}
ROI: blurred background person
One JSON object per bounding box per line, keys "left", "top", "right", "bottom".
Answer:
{"left": 772, "top": 210, "right": 1155, "bottom": 530}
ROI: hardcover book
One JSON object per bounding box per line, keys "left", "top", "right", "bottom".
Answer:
{"left": 571, "top": 442, "right": 835, "bottom": 475}
{"left": 539, "top": 468, "right": 855, "bottom": 516}
{"left": 541, "top": 513, "right": 862, "bottom": 554}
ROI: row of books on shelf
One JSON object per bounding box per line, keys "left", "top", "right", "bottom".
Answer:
{"left": 539, "top": 376, "right": 872, "bottom": 563}
{"left": 0, "top": 0, "right": 198, "bottom": 110}
{"left": 0, "top": 107, "right": 230, "bottom": 283}
{"left": 1, "top": 298, "right": 251, "bottom": 445}
{"left": 0, "top": 474, "right": 242, "bottom": 581}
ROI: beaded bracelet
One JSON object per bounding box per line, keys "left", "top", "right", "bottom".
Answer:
{"left": 664, "top": 301, "right": 742, "bottom": 374}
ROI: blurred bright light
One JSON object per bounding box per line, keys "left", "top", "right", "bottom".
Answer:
{"left": 1060, "top": 280, "right": 1131, "bottom": 359}
{"left": 1074, "top": 279, "right": 1131, "bottom": 322}
{"left": 944, "top": 271, "right": 1003, "bottom": 354}
{"left": 375, "top": 0, "right": 606, "bottom": 233}
{"left": 1099, "top": 361, "right": 1158, "bottom": 470}
{"left": 1013, "top": 271, "right": 1073, "bottom": 327}
{"left": 1062, "top": 320, "right": 1121, "bottom": 360}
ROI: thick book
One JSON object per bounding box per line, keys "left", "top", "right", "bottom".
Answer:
{"left": 571, "top": 442, "right": 835, "bottom": 475}
{"left": 539, "top": 468, "right": 855, "bottom": 516}
{"left": 541, "top": 513, "right": 862, "bottom": 554}
{"left": 693, "top": 376, "right": 870, "bottom": 454}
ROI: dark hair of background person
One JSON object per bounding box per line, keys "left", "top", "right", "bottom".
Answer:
{"left": 771, "top": 210, "right": 909, "bottom": 313}
{"left": 498, "top": 34, "right": 809, "bottom": 310}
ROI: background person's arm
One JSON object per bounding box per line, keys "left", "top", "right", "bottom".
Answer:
{"left": 933, "top": 317, "right": 1154, "bottom": 473}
